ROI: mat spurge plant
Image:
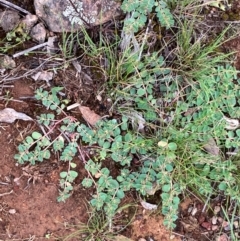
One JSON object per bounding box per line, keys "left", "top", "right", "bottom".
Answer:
{"left": 14, "top": 81, "right": 239, "bottom": 229}
{"left": 14, "top": 1, "right": 240, "bottom": 232}
{"left": 121, "top": 0, "right": 174, "bottom": 33}
{"left": 14, "top": 44, "right": 240, "bottom": 231}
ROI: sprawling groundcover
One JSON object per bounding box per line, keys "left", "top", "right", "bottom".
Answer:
{"left": 1, "top": 0, "right": 240, "bottom": 240}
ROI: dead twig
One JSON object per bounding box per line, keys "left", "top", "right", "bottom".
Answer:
{"left": 13, "top": 42, "right": 48, "bottom": 58}
{"left": 0, "top": 190, "right": 13, "bottom": 197}
{"left": 0, "top": 181, "right": 10, "bottom": 185}
{"left": 1, "top": 56, "right": 56, "bottom": 82}
{"left": 0, "top": 0, "right": 30, "bottom": 15}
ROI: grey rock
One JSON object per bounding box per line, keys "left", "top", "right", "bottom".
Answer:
{"left": 30, "top": 23, "right": 47, "bottom": 43}
{"left": 47, "top": 36, "right": 58, "bottom": 54}
{"left": 0, "top": 108, "right": 32, "bottom": 123}
{"left": 0, "top": 55, "right": 16, "bottom": 69}
{"left": 0, "top": 10, "right": 20, "bottom": 32}
{"left": 22, "top": 14, "right": 38, "bottom": 33}
{"left": 34, "top": 0, "right": 121, "bottom": 32}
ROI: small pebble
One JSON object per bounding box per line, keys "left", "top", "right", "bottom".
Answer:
{"left": 201, "top": 221, "right": 212, "bottom": 230}
{"left": 8, "top": 209, "right": 16, "bottom": 214}
{"left": 96, "top": 95, "right": 102, "bottom": 102}
{"left": 216, "top": 234, "right": 229, "bottom": 241}
{"left": 223, "top": 224, "right": 231, "bottom": 231}
{"left": 233, "top": 220, "right": 239, "bottom": 229}
{"left": 191, "top": 207, "right": 198, "bottom": 216}
{"left": 212, "top": 216, "right": 217, "bottom": 225}
{"left": 188, "top": 206, "right": 193, "bottom": 213}
{"left": 234, "top": 232, "right": 240, "bottom": 238}
{"left": 217, "top": 217, "right": 223, "bottom": 223}
{"left": 147, "top": 238, "right": 154, "bottom": 241}
{"left": 214, "top": 206, "right": 221, "bottom": 215}
{"left": 212, "top": 225, "right": 218, "bottom": 231}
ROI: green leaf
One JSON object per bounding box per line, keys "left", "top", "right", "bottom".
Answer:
{"left": 103, "top": 142, "right": 111, "bottom": 149}
{"left": 117, "top": 176, "right": 124, "bottom": 182}
{"left": 161, "top": 192, "right": 170, "bottom": 200}
{"left": 121, "top": 122, "right": 128, "bottom": 131}
{"left": 42, "top": 150, "right": 50, "bottom": 159}
{"left": 99, "top": 150, "right": 107, "bottom": 160}
{"left": 165, "top": 164, "right": 173, "bottom": 172}
{"left": 69, "top": 170, "right": 78, "bottom": 179}
{"left": 137, "top": 88, "right": 146, "bottom": 97}
{"left": 101, "top": 168, "right": 110, "bottom": 176}
{"left": 82, "top": 178, "right": 93, "bottom": 188}
{"left": 162, "top": 184, "right": 171, "bottom": 192}
{"left": 47, "top": 113, "right": 55, "bottom": 119}
{"left": 26, "top": 136, "right": 34, "bottom": 144}
{"left": 116, "top": 189, "right": 125, "bottom": 199}
{"left": 60, "top": 172, "right": 68, "bottom": 178}
{"left": 41, "top": 137, "right": 51, "bottom": 147}
{"left": 70, "top": 162, "right": 77, "bottom": 168}
{"left": 173, "top": 196, "right": 180, "bottom": 205}
{"left": 113, "top": 127, "right": 121, "bottom": 136}
{"left": 218, "top": 182, "right": 227, "bottom": 191}
{"left": 124, "top": 133, "right": 132, "bottom": 142}
{"left": 155, "top": 1, "right": 174, "bottom": 29}
{"left": 32, "top": 132, "right": 42, "bottom": 139}
{"left": 168, "top": 142, "right": 177, "bottom": 151}
{"left": 108, "top": 179, "right": 119, "bottom": 188}
{"left": 53, "top": 136, "right": 65, "bottom": 151}
{"left": 99, "top": 192, "right": 108, "bottom": 201}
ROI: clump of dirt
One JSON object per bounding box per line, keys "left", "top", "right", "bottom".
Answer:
{"left": 130, "top": 211, "right": 181, "bottom": 241}
{"left": 223, "top": 36, "right": 240, "bottom": 70}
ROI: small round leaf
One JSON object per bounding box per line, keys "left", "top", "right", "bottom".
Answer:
{"left": 137, "top": 88, "right": 146, "bottom": 96}
{"left": 162, "top": 184, "right": 171, "bottom": 192}
{"left": 168, "top": 142, "right": 177, "bottom": 151}
{"left": 32, "top": 132, "right": 42, "bottom": 139}
{"left": 60, "top": 171, "right": 68, "bottom": 178}
{"left": 70, "top": 162, "right": 77, "bottom": 168}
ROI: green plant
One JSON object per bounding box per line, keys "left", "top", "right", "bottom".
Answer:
{"left": 59, "top": 30, "right": 76, "bottom": 60}
{"left": 0, "top": 90, "right": 13, "bottom": 107}
{"left": 0, "top": 23, "right": 31, "bottom": 53}
{"left": 13, "top": 85, "right": 179, "bottom": 227}
{"left": 6, "top": 26, "right": 30, "bottom": 43}
{"left": 109, "top": 17, "right": 240, "bottom": 228}
{"left": 14, "top": 87, "right": 79, "bottom": 201}
{"left": 61, "top": 210, "right": 114, "bottom": 241}
{"left": 13, "top": 1, "right": 240, "bottom": 231}
{"left": 60, "top": 203, "right": 135, "bottom": 241}
{"left": 121, "top": 0, "right": 174, "bottom": 33}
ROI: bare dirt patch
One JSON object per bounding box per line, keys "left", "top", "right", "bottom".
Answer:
{"left": 130, "top": 211, "right": 181, "bottom": 241}
{"left": 0, "top": 80, "right": 89, "bottom": 240}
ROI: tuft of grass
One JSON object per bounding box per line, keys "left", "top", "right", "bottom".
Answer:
{"left": 169, "top": 19, "right": 236, "bottom": 83}
{"left": 60, "top": 204, "right": 136, "bottom": 241}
